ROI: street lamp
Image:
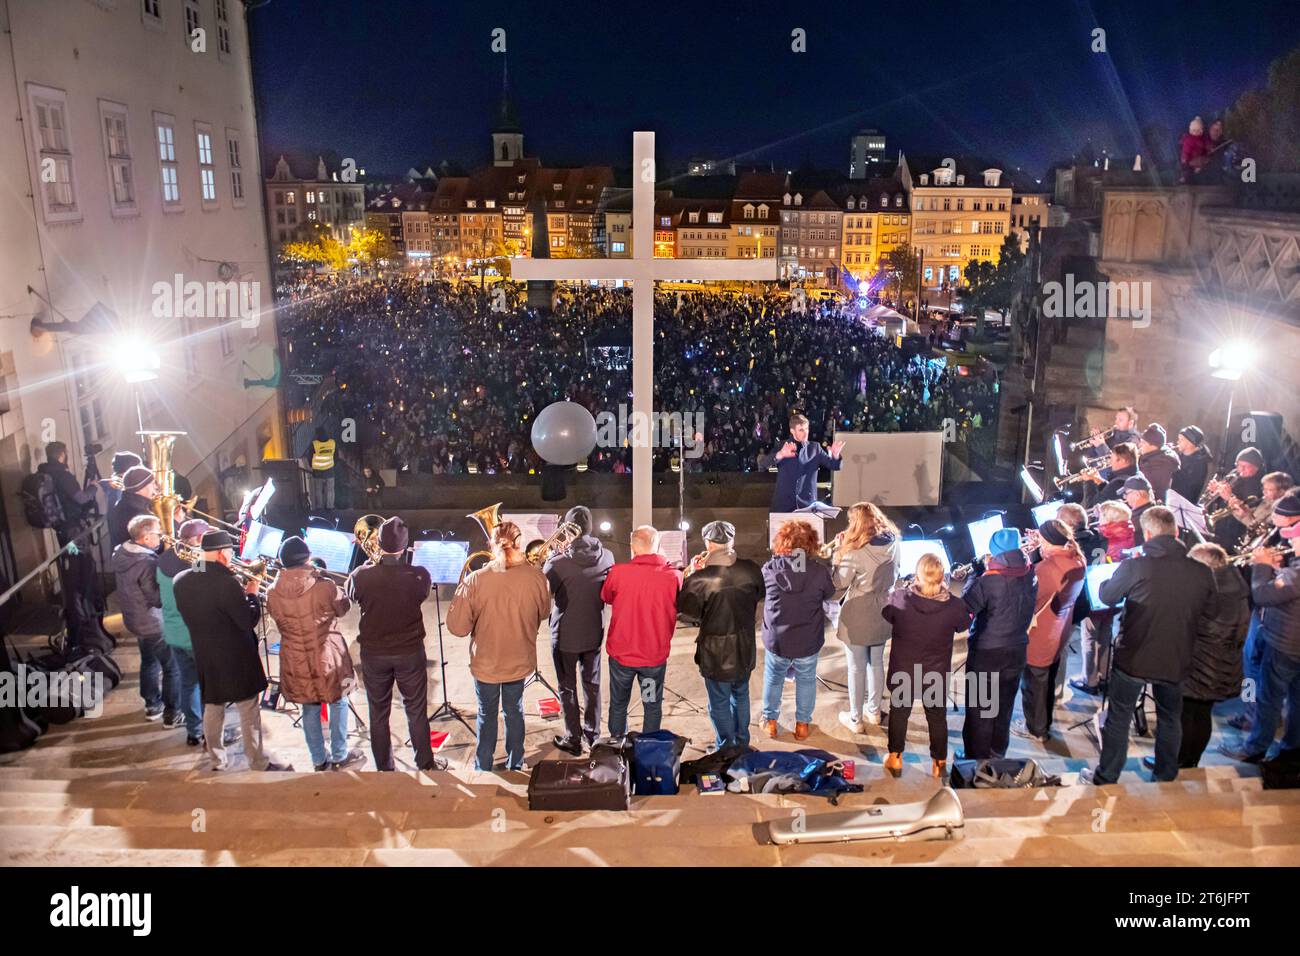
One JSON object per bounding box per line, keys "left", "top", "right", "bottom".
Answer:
{"left": 111, "top": 338, "right": 161, "bottom": 444}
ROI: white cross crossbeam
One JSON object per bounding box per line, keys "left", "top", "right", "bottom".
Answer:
{"left": 512, "top": 131, "right": 778, "bottom": 527}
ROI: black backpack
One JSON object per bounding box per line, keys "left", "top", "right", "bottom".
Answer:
{"left": 19, "top": 471, "right": 65, "bottom": 529}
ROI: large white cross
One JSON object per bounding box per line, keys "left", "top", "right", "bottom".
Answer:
{"left": 513, "top": 131, "right": 778, "bottom": 528}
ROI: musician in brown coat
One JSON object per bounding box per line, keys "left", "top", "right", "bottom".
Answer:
{"left": 265, "top": 536, "right": 365, "bottom": 771}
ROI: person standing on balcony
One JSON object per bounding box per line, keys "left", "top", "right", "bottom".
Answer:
{"left": 307, "top": 427, "right": 336, "bottom": 512}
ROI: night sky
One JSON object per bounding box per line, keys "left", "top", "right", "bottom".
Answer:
{"left": 249, "top": 0, "right": 1300, "bottom": 180}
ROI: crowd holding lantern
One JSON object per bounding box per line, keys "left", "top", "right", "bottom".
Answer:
{"left": 275, "top": 275, "right": 1000, "bottom": 477}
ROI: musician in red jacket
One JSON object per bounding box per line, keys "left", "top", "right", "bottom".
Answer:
{"left": 600, "top": 525, "right": 682, "bottom": 737}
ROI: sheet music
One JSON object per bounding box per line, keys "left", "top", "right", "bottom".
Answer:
{"left": 502, "top": 513, "right": 559, "bottom": 549}
{"left": 1166, "top": 489, "right": 1208, "bottom": 535}
{"left": 411, "top": 541, "right": 470, "bottom": 585}
{"left": 655, "top": 530, "right": 688, "bottom": 568}
{"left": 768, "top": 512, "right": 826, "bottom": 550}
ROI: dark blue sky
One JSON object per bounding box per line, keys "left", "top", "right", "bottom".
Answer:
{"left": 249, "top": 0, "right": 1300, "bottom": 179}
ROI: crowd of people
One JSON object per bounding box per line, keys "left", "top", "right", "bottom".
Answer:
{"left": 276, "top": 276, "right": 998, "bottom": 477}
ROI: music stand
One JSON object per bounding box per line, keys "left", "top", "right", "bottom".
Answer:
{"left": 411, "top": 540, "right": 476, "bottom": 734}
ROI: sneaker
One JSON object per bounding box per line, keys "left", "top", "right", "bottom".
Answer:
{"left": 263, "top": 761, "right": 294, "bottom": 772}
{"left": 144, "top": 705, "right": 165, "bottom": 721}
{"left": 838, "top": 711, "right": 865, "bottom": 735}
{"left": 1141, "top": 756, "right": 1156, "bottom": 772}
{"left": 331, "top": 749, "right": 367, "bottom": 771}
{"left": 1077, "top": 767, "right": 1098, "bottom": 785}
{"left": 186, "top": 734, "right": 205, "bottom": 747}
{"left": 1068, "top": 678, "right": 1100, "bottom": 696}
{"left": 163, "top": 711, "right": 186, "bottom": 729}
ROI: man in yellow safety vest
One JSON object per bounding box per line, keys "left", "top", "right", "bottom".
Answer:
{"left": 308, "top": 428, "right": 337, "bottom": 511}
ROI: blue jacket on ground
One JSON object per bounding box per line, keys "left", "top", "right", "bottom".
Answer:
{"left": 770, "top": 441, "right": 842, "bottom": 513}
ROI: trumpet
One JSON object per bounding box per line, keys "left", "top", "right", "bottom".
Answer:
{"left": 818, "top": 532, "right": 846, "bottom": 560}
{"left": 1053, "top": 466, "right": 1100, "bottom": 490}
{"left": 686, "top": 550, "right": 709, "bottom": 575}
{"left": 1199, "top": 469, "right": 1237, "bottom": 510}
{"left": 1230, "top": 538, "right": 1298, "bottom": 567}
{"left": 1207, "top": 495, "right": 1259, "bottom": 531}
{"left": 1069, "top": 427, "right": 1113, "bottom": 451}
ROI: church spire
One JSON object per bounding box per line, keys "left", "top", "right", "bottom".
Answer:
{"left": 495, "top": 56, "right": 521, "bottom": 133}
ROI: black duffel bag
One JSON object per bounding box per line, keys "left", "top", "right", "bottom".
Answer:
{"left": 950, "top": 757, "right": 1061, "bottom": 789}
{"left": 527, "top": 750, "right": 630, "bottom": 812}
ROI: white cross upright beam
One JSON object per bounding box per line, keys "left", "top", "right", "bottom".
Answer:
{"left": 512, "top": 131, "right": 778, "bottom": 528}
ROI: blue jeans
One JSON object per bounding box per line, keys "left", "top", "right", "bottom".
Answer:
{"left": 704, "top": 677, "right": 751, "bottom": 749}
{"left": 170, "top": 645, "right": 203, "bottom": 737}
{"left": 762, "top": 650, "right": 819, "bottom": 724}
{"left": 607, "top": 658, "right": 666, "bottom": 737}
{"left": 1095, "top": 667, "right": 1182, "bottom": 783}
{"left": 473, "top": 678, "right": 526, "bottom": 771}
{"left": 137, "top": 634, "right": 180, "bottom": 715}
{"left": 301, "top": 699, "right": 350, "bottom": 767}
{"left": 1241, "top": 615, "right": 1265, "bottom": 722}
{"left": 843, "top": 642, "right": 886, "bottom": 720}
{"left": 1244, "top": 641, "right": 1300, "bottom": 757}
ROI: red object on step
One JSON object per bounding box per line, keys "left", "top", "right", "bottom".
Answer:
{"left": 321, "top": 704, "right": 328, "bottom": 724}
{"left": 429, "top": 730, "right": 449, "bottom": 751}
{"left": 538, "top": 697, "right": 561, "bottom": 718}
{"left": 842, "top": 760, "right": 855, "bottom": 781}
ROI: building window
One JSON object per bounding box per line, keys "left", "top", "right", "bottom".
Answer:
{"left": 196, "top": 124, "right": 217, "bottom": 206}
{"left": 285, "top": 191, "right": 295, "bottom": 203}
{"left": 154, "top": 112, "right": 180, "bottom": 207}
{"left": 184, "top": 1, "right": 201, "bottom": 44}
{"left": 142, "top": 0, "right": 161, "bottom": 22}
{"left": 708, "top": 211, "right": 722, "bottom": 223}
{"left": 99, "top": 100, "right": 136, "bottom": 215}
{"left": 28, "top": 85, "right": 79, "bottom": 223}
{"left": 226, "top": 130, "right": 244, "bottom": 204}
{"left": 942, "top": 198, "right": 951, "bottom": 211}
{"left": 611, "top": 241, "right": 626, "bottom": 253}
{"left": 218, "top": 319, "right": 234, "bottom": 358}
{"left": 215, "top": 0, "right": 232, "bottom": 56}
{"left": 956, "top": 199, "right": 965, "bottom": 211}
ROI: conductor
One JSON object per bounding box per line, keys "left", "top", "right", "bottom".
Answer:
{"left": 770, "top": 413, "right": 845, "bottom": 513}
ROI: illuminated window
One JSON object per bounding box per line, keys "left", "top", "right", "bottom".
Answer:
{"left": 154, "top": 111, "right": 181, "bottom": 208}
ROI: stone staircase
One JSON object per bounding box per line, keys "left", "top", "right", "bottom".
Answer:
{"left": 3, "top": 761, "right": 1298, "bottom": 867}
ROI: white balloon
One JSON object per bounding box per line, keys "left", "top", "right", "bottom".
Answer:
{"left": 530, "top": 401, "right": 597, "bottom": 465}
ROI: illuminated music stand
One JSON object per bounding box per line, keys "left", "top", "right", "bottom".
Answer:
{"left": 413, "top": 540, "right": 475, "bottom": 735}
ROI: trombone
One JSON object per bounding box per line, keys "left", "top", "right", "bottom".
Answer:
{"left": 1230, "top": 538, "right": 1297, "bottom": 567}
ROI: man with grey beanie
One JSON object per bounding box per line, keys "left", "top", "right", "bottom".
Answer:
{"left": 677, "top": 520, "right": 766, "bottom": 750}
{"left": 541, "top": 506, "right": 614, "bottom": 755}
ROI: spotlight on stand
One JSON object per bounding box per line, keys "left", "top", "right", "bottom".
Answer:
{"left": 1208, "top": 342, "right": 1255, "bottom": 381}
{"left": 598, "top": 520, "right": 612, "bottom": 533}
{"left": 678, "top": 519, "right": 690, "bottom": 532}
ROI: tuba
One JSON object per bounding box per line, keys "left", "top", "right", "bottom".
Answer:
{"left": 458, "top": 502, "right": 502, "bottom": 586}
{"left": 138, "top": 430, "right": 194, "bottom": 540}
{"left": 353, "top": 514, "right": 385, "bottom": 564}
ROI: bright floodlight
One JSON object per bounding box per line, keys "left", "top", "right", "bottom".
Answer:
{"left": 1209, "top": 342, "right": 1255, "bottom": 381}
{"left": 678, "top": 519, "right": 691, "bottom": 531}
{"left": 114, "top": 340, "right": 161, "bottom": 383}
{"left": 599, "top": 520, "right": 612, "bottom": 533}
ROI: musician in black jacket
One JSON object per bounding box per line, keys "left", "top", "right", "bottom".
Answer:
{"left": 1085, "top": 406, "right": 1140, "bottom": 452}
{"left": 677, "top": 520, "right": 766, "bottom": 751}
{"left": 1136, "top": 424, "right": 1180, "bottom": 502}
{"left": 173, "top": 530, "right": 291, "bottom": 771}
{"left": 1205, "top": 447, "right": 1265, "bottom": 549}
{"left": 108, "top": 465, "right": 158, "bottom": 547}
{"left": 1121, "top": 476, "right": 1156, "bottom": 546}
{"left": 1081, "top": 507, "right": 1218, "bottom": 785}
{"left": 1170, "top": 426, "right": 1212, "bottom": 503}
{"left": 1084, "top": 442, "right": 1141, "bottom": 505}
